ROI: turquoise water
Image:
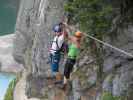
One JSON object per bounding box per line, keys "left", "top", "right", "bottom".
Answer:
{"left": 0, "top": 0, "right": 20, "bottom": 35}
{"left": 0, "top": 73, "right": 15, "bottom": 100}
{"left": 0, "top": 0, "right": 19, "bottom": 99}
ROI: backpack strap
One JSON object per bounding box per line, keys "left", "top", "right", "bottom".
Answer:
{"left": 55, "top": 36, "right": 60, "bottom": 50}
{"left": 50, "top": 36, "right": 61, "bottom": 52}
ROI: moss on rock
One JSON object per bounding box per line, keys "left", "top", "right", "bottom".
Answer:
{"left": 101, "top": 91, "right": 126, "bottom": 100}
{"left": 4, "top": 78, "right": 17, "bottom": 100}
{"left": 101, "top": 91, "right": 115, "bottom": 100}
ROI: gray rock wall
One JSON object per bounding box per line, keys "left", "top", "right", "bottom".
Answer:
{"left": 13, "top": 0, "right": 65, "bottom": 75}
{"left": 70, "top": 25, "right": 133, "bottom": 100}
{"left": 13, "top": 0, "right": 133, "bottom": 99}
{"left": 102, "top": 25, "right": 133, "bottom": 98}
{"left": 13, "top": 0, "right": 66, "bottom": 98}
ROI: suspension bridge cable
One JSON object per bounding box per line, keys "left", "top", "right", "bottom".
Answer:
{"left": 83, "top": 33, "right": 133, "bottom": 58}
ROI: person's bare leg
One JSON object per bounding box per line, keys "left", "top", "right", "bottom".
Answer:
{"left": 63, "top": 76, "right": 68, "bottom": 84}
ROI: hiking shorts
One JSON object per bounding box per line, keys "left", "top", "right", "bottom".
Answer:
{"left": 64, "top": 58, "right": 76, "bottom": 79}
{"left": 50, "top": 52, "right": 60, "bottom": 73}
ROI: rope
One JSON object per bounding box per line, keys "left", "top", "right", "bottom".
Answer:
{"left": 61, "top": 19, "right": 133, "bottom": 58}
{"left": 83, "top": 33, "right": 133, "bottom": 58}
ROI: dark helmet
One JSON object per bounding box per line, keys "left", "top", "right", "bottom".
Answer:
{"left": 53, "top": 24, "right": 62, "bottom": 32}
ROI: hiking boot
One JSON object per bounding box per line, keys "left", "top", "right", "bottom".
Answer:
{"left": 56, "top": 72, "right": 62, "bottom": 81}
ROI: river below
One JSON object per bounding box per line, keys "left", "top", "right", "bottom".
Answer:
{"left": 0, "top": 0, "right": 20, "bottom": 100}
{"left": 0, "top": 0, "right": 19, "bottom": 35}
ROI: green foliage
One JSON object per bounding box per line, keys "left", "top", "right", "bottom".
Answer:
{"left": 64, "top": 0, "right": 113, "bottom": 38}
{"left": 101, "top": 91, "right": 126, "bottom": 100}
{"left": 101, "top": 91, "right": 114, "bottom": 100}
{"left": 64, "top": 0, "right": 113, "bottom": 84}
{"left": 4, "top": 78, "right": 17, "bottom": 100}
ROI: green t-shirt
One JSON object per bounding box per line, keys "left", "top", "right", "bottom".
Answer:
{"left": 68, "top": 43, "right": 79, "bottom": 59}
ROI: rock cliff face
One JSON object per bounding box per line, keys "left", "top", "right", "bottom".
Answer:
{"left": 102, "top": 25, "right": 133, "bottom": 99}
{"left": 13, "top": 0, "right": 133, "bottom": 100}
{"left": 0, "top": 34, "right": 23, "bottom": 73}
{"left": 73, "top": 1, "right": 133, "bottom": 99}
{"left": 13, "top": 0, "right": 67, "bottom": 99}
